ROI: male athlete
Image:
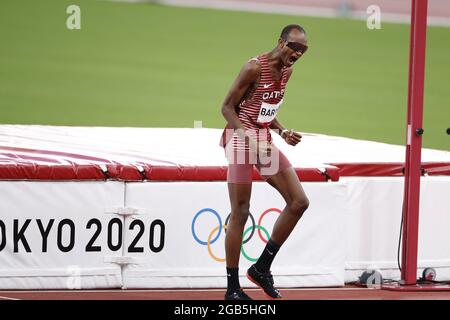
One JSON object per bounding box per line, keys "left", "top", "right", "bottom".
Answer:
{"left": 220, "top": 24, "right": 310, "bottom": 300}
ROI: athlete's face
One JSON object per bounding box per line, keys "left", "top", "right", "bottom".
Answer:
{"left": 279, "top": 30, "right": 308, "bottom": 67}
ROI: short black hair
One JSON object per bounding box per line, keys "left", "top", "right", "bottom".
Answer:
{"left": 280, "top": 24, "right": 306, "bottom": 41}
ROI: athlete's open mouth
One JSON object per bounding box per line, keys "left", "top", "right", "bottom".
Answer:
{"left": 288, "top": 56, "right": 297, "bottom": 65}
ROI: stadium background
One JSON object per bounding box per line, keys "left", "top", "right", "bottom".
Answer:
{"left": 0, "top": 0, "right": 449, "bottom": 151}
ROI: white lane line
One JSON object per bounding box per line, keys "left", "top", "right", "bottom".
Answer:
{"left": 111, "top": 0, "right": 450, "bottom": 27}
{"left": 0, "top": 287, "right": 372, "bottom": 294}
{"left": 0, "top": 295, "right": 21, "bottom": 300}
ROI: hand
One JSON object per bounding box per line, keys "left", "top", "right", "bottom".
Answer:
{"left": 282, "top": 129, "right": 302, "bottom": 146}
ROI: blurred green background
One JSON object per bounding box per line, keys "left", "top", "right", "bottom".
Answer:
{"left": 0, "top": 0, "right": 449, "bottom": 150}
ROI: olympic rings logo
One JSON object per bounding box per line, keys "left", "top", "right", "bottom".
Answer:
{"left": 191, "top": 207, "right": 282, "bottom": 263}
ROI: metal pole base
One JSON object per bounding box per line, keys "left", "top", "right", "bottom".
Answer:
{"left": 382, "top": 282, "right": 450, "bottom": 291}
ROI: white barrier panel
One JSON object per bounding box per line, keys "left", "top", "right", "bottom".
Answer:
{"left": 0, "top": 181, "right": 124, "bottom": 289}
{"left": 122, "top": 181, "right": 348, "bottom": 288}
{"left": 1, "top": 177, "right": 449, "bottom": 289}
{"left": 344, "top": 176, "right": 450, "bottom": 282}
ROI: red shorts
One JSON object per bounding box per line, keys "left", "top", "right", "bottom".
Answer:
{"left": 225, "top": 143, "right": 292, "bottom": 184}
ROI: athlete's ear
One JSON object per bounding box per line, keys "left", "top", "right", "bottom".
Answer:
{"left": 278, "top": 38, "right": 286, "bottom": 48}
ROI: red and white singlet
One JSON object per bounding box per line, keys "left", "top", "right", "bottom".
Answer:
{"left": 220, "top": 53, "right": 291, "bottom": 150}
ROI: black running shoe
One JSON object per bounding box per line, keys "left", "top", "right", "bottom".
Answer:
{"left": 224, "top": 288, "right": 253, "bottom": 300}
{"left": 247, "top": 264, "right": 282, "bottom": 299}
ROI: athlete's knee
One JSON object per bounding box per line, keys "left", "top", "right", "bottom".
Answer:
{"left": 230, "top": 202, "right": 251, "bottom": 226}
{"left": 288, "top": 197, "right": 309, "bottom": 217}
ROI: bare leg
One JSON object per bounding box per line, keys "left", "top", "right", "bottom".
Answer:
{"left": 225, "top": 182, "right": 252, "bottom": 267}
{"left": 246, "top": 167, "right": 309, "bottom": 299}
{"left": 266, "top": 166, "right": 309, "bottom": 245}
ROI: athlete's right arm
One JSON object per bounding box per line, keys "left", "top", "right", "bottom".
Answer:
{"left": 221, "top": 60, "right": 260, "bottom": 139}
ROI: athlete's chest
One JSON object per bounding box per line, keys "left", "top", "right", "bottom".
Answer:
{"left": 253, "top": 72, "right": 288, "bottom": 124}
{"left": 258, "top": 74, "right": 288, "bottom": 102}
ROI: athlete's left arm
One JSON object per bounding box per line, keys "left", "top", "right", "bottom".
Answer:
{"left": 269, "top": 118, "right": 286, "bottom": 135}
{"left": 270, "top": 68, "right": 302, "bottom": 145}
{"left": 271, "top": 120, "right": 302, "bottom": 146}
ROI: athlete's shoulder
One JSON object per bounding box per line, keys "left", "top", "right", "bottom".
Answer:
{"left": 283, "top": 66, "right": 294, "bottom": 81}
{"left": 239, "top": 57, "right": 261, "bottom": 80}
{"left": 245, "top": 56, "right": 261, "bottom": 70}
{"left": 284, "top": 66, "right": 294, "bottom": 76}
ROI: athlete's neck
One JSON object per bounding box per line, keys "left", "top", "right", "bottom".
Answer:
{"left": 266, "top": 49, "right": 284, "bottom": 71}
